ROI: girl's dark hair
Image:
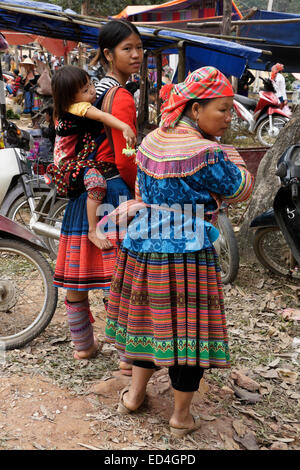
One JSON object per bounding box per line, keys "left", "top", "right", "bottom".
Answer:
{"left": 51, "top": 65, "right": 90, "bottom": 119}
{"left": 97, "top": 20, "right": 142, "bottom": 65}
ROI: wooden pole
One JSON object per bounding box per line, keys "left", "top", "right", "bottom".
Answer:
{"left": 188, "top": 17, "right": 300, "bottom": 27}
{"left": 138, "top": 52, "right": 148, "bottom": 131}
{"left": 177, "top": 41, "right": 185, "bottom": 82}
{"left": 78, "top": 43, "right": 83, "bottom": 68}
{"left": 156, "top": 52, "right": 162, "bottom": 124}
{"left": 221, "top": 0, "right": 232, "bottom": 36}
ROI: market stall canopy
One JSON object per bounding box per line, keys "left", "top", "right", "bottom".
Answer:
{"left": 0, "top": 0, "right": 264, "bottom": 77}
{"left": 2, "top": 30, "right": 77, "bottom": 56}
{"left": 113, "top": 0, "right": 242, "bottom": 26}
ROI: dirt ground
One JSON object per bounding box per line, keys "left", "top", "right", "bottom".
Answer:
{"left": 0, "top": 261, "right": 299, "bottom": 452}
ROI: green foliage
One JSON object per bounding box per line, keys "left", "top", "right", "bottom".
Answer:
{"left": 285, "top": 73, "right": 296, "bottom": 91}
{"left": 6, "top": 109, "right": 20, "bottom": 120}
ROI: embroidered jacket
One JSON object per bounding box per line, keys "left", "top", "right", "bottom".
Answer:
{"left": 122, "top": 118, "right": 254, "bottom": 253}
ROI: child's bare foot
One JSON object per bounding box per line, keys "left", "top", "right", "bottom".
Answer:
{"left": 74, "top": 337, "right": 99, "bottom": 360}
{"left": 88, "top": 230, "right": 113, "bottom": 250}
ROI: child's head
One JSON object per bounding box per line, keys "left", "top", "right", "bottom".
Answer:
{"left": 51, "top": 65, "right": 95, "bottom": 119}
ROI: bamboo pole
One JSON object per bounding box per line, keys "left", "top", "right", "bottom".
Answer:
{"left": 0, "top": 1, "right": 105, "bottom": 24}
{"left": 0, "top": 3, "right": 103, "bottom": 28}
{"left": 188, "top": 17, "right": 300, "bottom": 27}
{"left": 137, "top": 24, "right": 266, "bottom": 43}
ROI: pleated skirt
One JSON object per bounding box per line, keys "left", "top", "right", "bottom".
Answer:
{"left": 53, "top": 176, "right": 132, "bottom": 292}
{"left": 105, "top": 246, "right": 230, "bottom": 368}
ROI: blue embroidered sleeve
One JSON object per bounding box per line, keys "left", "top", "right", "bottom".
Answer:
{"left": 197, "top": 151, "right": 243, "bottom": 197}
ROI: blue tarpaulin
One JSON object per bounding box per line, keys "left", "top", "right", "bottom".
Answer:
{"left": 0, "top": 0, "right": 263, "bottom": 77}
{"left": 240, "top": 10, "right": 300, "bottom": 72}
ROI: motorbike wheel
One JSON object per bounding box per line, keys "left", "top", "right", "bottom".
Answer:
{"left": 0, "top": 238, "right": 58, "bottom": 350}
{"left": 7, "top": 191, "right": 51, "bottom": 255}
{"left": 7, "top": 191, "right": 47, "bottom": 229}
{"left": 253, "top": 227, "right": 300, "bottom": 279}
{"left": 214, "top": 212, "right": 240, "bottom": 284}
{"left": 46, "top": 199, "right": 68, "bottom": 258}
{"left": 257, "top": 117, "right": 289, "bottom": 147}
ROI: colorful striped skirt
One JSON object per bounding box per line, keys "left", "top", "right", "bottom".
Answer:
{"left": 53, "top": 176, "right": 132, "bottom": 292}
{"left": 105, "top": 246, "right": 230, "bottom": 368}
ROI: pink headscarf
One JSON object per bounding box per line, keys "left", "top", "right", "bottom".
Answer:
{"left": 271, "top": 63, "right": 284, "bottom": 81}
{"left": 159, "top": 66, "right": 234, "bottom": 128}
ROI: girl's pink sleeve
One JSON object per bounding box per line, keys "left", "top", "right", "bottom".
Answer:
{"left": 110, "top": 88, "right": 137, "bottom": 190}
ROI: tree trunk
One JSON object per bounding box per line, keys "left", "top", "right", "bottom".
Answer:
{"left": 239, "top": 106, "right": 300, "bottom": 261}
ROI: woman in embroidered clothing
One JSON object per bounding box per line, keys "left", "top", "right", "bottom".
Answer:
{"left": 105, "top": 67, "right": 254, "bottom": 436}
{"left": 53, "top": 20, "right": 142, "bottom": 363}
{"left": 51, "top": 65, "right": 136, "bottom": 250}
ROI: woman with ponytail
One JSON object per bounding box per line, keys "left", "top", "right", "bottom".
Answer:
{"left": 53, "top": 20, "right": 143, "bottom": 372}
{"left": 105, "top": 66, "right": 254, "bottom": 436}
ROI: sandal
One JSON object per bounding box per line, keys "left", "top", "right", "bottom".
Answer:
{"left": 117, "top": 386, "right": 146, "bottom": 415}
{"left": 170, "top": 416, "right": 202, "bottom": 438}
{"left": 117, "top": 387, "right": 132, "bottom": 414}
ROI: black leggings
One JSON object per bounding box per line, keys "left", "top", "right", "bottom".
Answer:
{"left": 133, "top": 360, "right": 204, "bottom": 392}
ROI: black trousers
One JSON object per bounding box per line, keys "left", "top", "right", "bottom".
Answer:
{"left": 133, "top": 360, "right": 204, "bottom": 392}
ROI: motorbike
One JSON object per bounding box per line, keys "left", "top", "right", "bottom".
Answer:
{"left": 0, "top": 214, "right": 58, "bottom": 350}
{"left": 233, "top": 78, "right": 290, "bottom": 148}
{"left": 0, "top": 115, "right": 67, "bottom": 260}
{"left": 0, "top": 51, "right": 67, "bottom": 259}
{"left": 250, "top": 144, "right": 300, "bottom": 280}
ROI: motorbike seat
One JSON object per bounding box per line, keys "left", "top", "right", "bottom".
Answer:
{"left": 250, "top": 208, "right": 277, "bottom": 228}
{"left": 274, "top": 187, "right": 300, "bottom": 265}
{"left": 234, "top": 94, "right": 257, "bottom": 111}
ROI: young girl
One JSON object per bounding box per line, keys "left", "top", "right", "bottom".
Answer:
{"left": 50, "top": 65, "right": 136, "bottom": 250}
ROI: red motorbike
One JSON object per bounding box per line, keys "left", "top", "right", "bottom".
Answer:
{"left": 233, "top": 78, "right": 290, "bottom": 147}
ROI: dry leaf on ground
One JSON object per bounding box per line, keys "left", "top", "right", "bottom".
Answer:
{"left": 231, "top": 370, "right": 260, "bottom": 392}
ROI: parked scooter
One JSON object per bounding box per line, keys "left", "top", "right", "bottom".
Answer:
{"left": 0, "top": 56, "right": 66, "bottom": 259}
{"left": 250, "top": 144, "right": 300, "bottom": 279}
{"left": 0, "top": 116, "right": 66, "bottom": 259}
{"left": 233, "top": 78, "right": 290, "bottom": 148}
{"left": 0, "top": 215, "right": 58, "bottom": 350}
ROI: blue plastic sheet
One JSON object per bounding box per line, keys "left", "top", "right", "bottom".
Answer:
{"left": 0, "top": 0, "right": 263, "bottom": 77}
